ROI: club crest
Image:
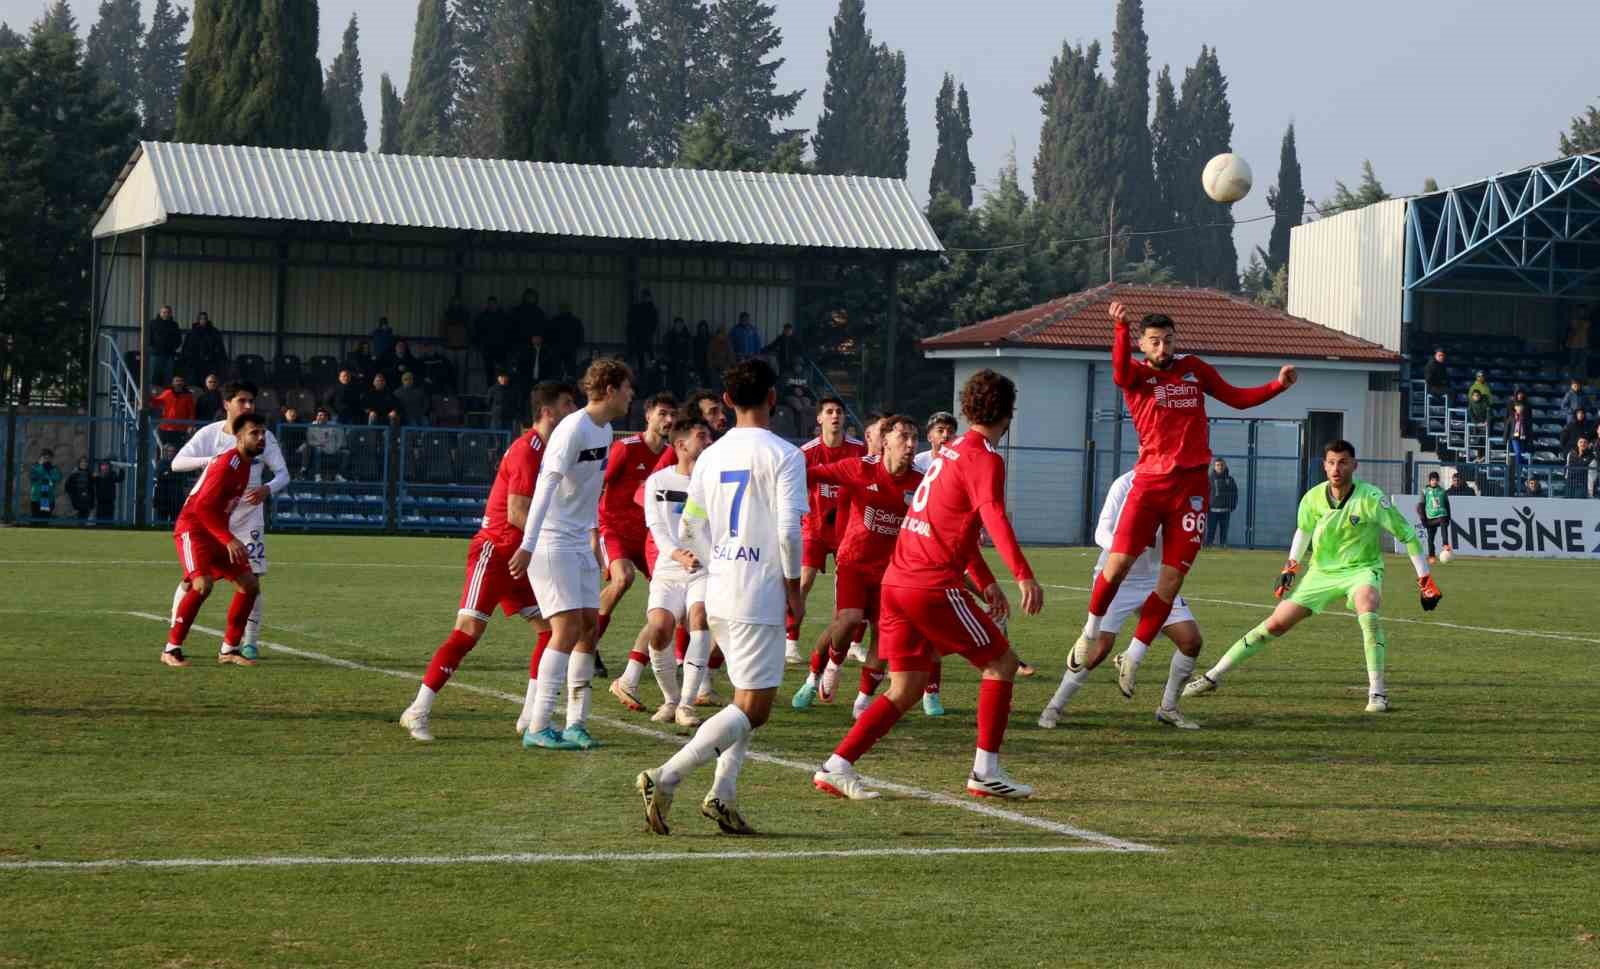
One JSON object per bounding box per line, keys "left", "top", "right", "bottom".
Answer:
{"left": 1189, "top": 496, "right": 1203, "bottom": 511}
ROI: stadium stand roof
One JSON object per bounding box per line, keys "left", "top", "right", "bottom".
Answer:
{"left": 92, "top": 142, "right": 944, "bottom": 254}
{"left": 921, "top": 283, "right": 1402, "bottom": 363}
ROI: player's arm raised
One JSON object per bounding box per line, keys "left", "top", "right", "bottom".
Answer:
{"left": 1107, "top": 301, "right": 1144, "bottom": 389}
{"left": 1192, "top": 357, "right": 1297, "bottom": 410}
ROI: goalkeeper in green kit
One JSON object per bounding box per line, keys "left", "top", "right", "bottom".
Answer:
{"left": 1184, "top": 440, "right": 1442, "bottom": 712}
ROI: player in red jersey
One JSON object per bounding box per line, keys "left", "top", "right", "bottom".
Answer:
{"left": 398, "top": 382, "right": 576, "bottom": 742}
{"left": 595, "top": 392, "right": 678, "bottom": 675}
{"left": 1073, "top": 302, "right": 1296, "bottom": 693}
{"left": 785, "top": 397, "right": 867, "bottom": 663}
{"left": 812, "top": 371, "right": 1044, "bottom": 801}
{"left": 162, "top": 413, "right": 268, "bottom": 668}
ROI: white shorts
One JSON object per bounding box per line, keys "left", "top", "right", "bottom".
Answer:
{"left": 646, "top": 567, "right": 707, "bottom": 624}
{"left": 230, "top": 511, "right": 268, "bottom": 575}
{"left": 1099, "top": 572, "right": 1196, "bottom": 636}
{"left": 707, "top": 617, "right": 785, "bottom": 691}
{"left": 529, "top": 547, "right": 601, "bottom": 616}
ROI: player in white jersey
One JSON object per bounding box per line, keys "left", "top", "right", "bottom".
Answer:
{"left": 168, "top": 380, "right": 289, "bottom": 664}
{"left": 1039, "top": 471, "right": 1204, "bottom": 730}
{"left": 609, "top": 416, "right": 715, "bottom": 728}
{"left": 636, "top": 358, "right": 808, "bottom": 836}
{"left": 509, "top": 358, "right": 635, "bottom": 751}
{"left": 911, "top": 411, "right": 958, "bottom": 474}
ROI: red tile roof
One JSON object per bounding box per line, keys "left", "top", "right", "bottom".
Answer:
{"left": 920, "top": 283, "right": 1400, "bottom": 364}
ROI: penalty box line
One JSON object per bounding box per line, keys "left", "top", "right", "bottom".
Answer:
{"left": 124, "top": 612, "right": 1160, "bottom": 854}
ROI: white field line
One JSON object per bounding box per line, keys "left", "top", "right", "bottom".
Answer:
{"left": 125, "top": 612, "right": 1158, "bottom": 854}
{"left": 0, "top": 844, "right": 1112, "bottom": 873}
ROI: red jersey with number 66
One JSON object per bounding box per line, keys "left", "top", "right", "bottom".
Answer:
{"left": 886, "top": 430, "right": 1033, "bottom": 590}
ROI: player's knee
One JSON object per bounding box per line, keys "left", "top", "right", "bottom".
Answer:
{"left": 191, "top": 575, "right": 212, "bottom": 596}
{"left": 885, "top": 676, "right": 923, "bottom": 710}
{"left": 1178, "top": 634, "right": 1203, "bottom": 657}
{"left": 238, "top": 573, "right": 260, "bottom": 594}
{"left": 984, "top": 651, "right": 1020, "bottom": 680}
{"left": 454, "top": 615, "right": 487, "bottom": 639}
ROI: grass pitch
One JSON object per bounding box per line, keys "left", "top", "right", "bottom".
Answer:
{"left": 2, "top": 529, "right": 1598, "bottom": 968}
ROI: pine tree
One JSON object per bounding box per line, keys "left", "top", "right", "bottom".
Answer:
{"left": 705, "top": 0, "right": 803, "bottom": 161}
{"left": 0, "top": 23, "right": 24, "bottom": 52}
{"left": 632, "top": 0, "right": 712, "bottom": 165}
{"left": 38, "top": 1, "right": 78, "bottom": 35}
{"left": 1110, "top": 0, "right": 1155, "bottom": 232}
{"left": 323, "top": 13, "right": 365, "bottom": 152}
{"left": 86, "top": 0, "right": 144, "bottom": 121}
{"left": 812, "top": 0, "right": 874, "bottom": 175}
{"left": 378, "top": 72, "right": 402, "bottom": 153}
{"left": 673, "top": 108, "right": 759, "bottom": 171}
{"left": 599, "top": 0, "right": 638, "bottom": 163}
{"left": 1323, "top": 160, "right": 1389, "bottom": 214}
{"left": 1558, "top": 98, "right": 1600, "bottom": 155}
{"left": 139, "top": 0, "right": 187, "bottom": 138}
{"left": 176, "top": 0, "right": 329, "bottom": 149}
{"left": 501, "top": 0, "right": 609, "bottom": 164}
{"left": 454, "top": 0, "right": 530, "bottom": 158}
{"left": 1032, "top": 40, "right": 1117, "bottom": 235}
{"left": 1176, "top": 45, "right": 1236, "bottom": 290}
{"left": 1422, "top": 176, "right": 1439, "bottom": 193}
{"left": 928, "top": 74, "right": 975, "bottom": 207}
{"left": 865, "top": 44, "right": 908, "bottom": 179}
{"left": 398, "top": 0, "right": 455, "bottom": 155}
{"left": 1265, "top": 121, "right": 1302, "bottom": 272}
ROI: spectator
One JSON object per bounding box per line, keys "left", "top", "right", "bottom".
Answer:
{"left": 470, "top": 296, "right": 510, "bottom": 388}
{"left": 665, "top": 316, "right": 691, "bottom": 371}
{"left": 516, "top": 332, "right": 558, "bottom": 391}
{"left": 730, "top": 311, "right": 761, "bottom": 360}
{"left": 1566, "top": 304, "right": 1591, "bottom": 378}
{"left": 178, "top": 311, "right": 229, "bottom": 385}
{"left": 764, "top": 322, "right": 801, "bottom": 374}
{"left": 364, "top": 372, "right": 401, "bottom": 425}
{"left": 344, "top": 339, "right": 375, "bottom": 380}
{"left": 1560, "top": 378, "right": 1592, "bottom": 424}
{"left": 371, "top": 316, "right": 396, "bottom": 360}
{"left": 1510, "top": 387, "right": 1531, "bottom": 415}
{"left": 1467, "top": 370, "right": 1494, "bottom": 406}
{"left": 1565, "top": 436, "right": 1596, "bottom": 499}
{"left": 1422, "top": 348, "right": 1449, "bottom": 401}
{"left": 1525, "top": 476, "right": 1545, "bottom": 498}
{"left": 395, "top": 371, "right": 431, "bottom": 425}
{"left": 1560, "top": 408, "right": 1594, "bottom": 453}
{"left": 707, "top": 322, "right": 736, "bottom": 375}
{"left": 486, "top": 370, "right": 518, "bottom": 431}
{"left": 146, "top": 304, "right": 181, "bottom": 388}
{"left": 546, "top": 302, "right": 583, "bottom": 376}
{"left": 28, "top": 449, "right": 62, "bottom": 521}
{"left": 194, "top": 373, "right": 224, "bottom": 422}
{"left": 417, "top": 342, "right": 456, "bottom": 394}
{"left": 627, "top": 288, "right": 660, "bottom": 369}
{"left": 1446, "top": 472, "right": 1474, "bottom": 497}
{"left": 514, "top": 288, "right": 547, "bottom": 348}
{"left": 150, "top": 374, "right": 196, "bottom": 446}
{"left": 383, "top": 338, "right": 420, "bottom": 383}
{"left": 65, "top": 457, "right": 94, "bottom": 521}
{"left": 782, "top": 368, "right": 815, "bottom": 416}
{"left": 1416, "top": 471, "right": 1453, "bottom": 562}
{"left": 1508, "top": 400, "right": 1533, "bottom": 479}
{"left": 305, "top": 407, "right": 349, "bottom": 481}
{"left": 278, "top": 406, "right": 306, "bottom": 477}
{"left": 323, "top": 368, "right": 366, "bottom": 425}
{"left": 152, "top": 445, "right": 184, "bottom": 520}
{"left": 91, "top": 460, "right": 124, "bottom": 523}
{"left": 1467, "top": 388, "right": 1491, "bottom": 426}
{"left": 1207, "top": 458, "right": 1239, "bottom": 547}
{"left": 692, "top": 320, "right": 712, "bottom": 376}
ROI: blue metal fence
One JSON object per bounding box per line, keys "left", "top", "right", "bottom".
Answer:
{"left": 396, "top": 427, "right": 513, "bottom": 533}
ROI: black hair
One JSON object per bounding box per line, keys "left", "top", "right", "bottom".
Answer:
{"left": 230, "top": 412, "right": 267, "bottom": 434}
{"left": 670, "top": 416, "right": 710, "bottom": 441}
{"left": 223, "top": 380, "right": 257, "bottom": 401}
{"left": 722, "top": 358, "right": 779, "bottom": 409}
{"left": 531, "top": 380, "right": 577, "bottom": 418}
{"left": 1427, "top": 471, "right": 1441, "bottom": 482}
{"left": 1323, "top": 439, "right": 1356, "bottom": 459}
{"left": 1140, "top": 313, "right": 1175, "bottom": 332}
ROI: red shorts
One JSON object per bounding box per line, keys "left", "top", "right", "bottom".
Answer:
{"left": 174, "top": 529, "right": 250, "bottom": 583}
{"left": 458, "top": 535, "right": 540, "bottom": 621}
{"left": 599, "top": 527, "right": 652, "bottom": 578}
{"left": 834, "top": 563, "right": 883, "bottom": 621}
{"left": 802, "top": 532, "right": 838, "bottom": 571}
{"left": 877, "top": 585, "right": 1009, "bottom": 673}
{"left": 1111, "top": 466, "right": 1211, "bottom": 572}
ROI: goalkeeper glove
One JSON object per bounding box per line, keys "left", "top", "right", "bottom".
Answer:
{"left": 1274, "top": 561, "right": 1299, "bottom": 600}
{"left": 1418, "top": 575, "right": 1442, "bottom": 611}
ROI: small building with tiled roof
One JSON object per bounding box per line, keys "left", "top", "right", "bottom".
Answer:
{"left": 920, "top": 284, "right": 1405, "bottom": 545}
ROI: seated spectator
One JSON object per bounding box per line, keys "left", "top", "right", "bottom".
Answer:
{"left": 91, "top": 460, "right": 124, "bottom": 523}
{"left": 344, "top": 339, "right": 375, "bottom": 380}
{"left": 194, "top": 373, "right": 224, "bottom": 422}
{"left": 379, "top": 338, "right": 420, "bottom": 384}
{"left": 764, "top": 322, "right": 800, "bottom": 374}
{"left": 1560, "top": 408, "right": 1594, "bottom": 453}
{"left": 305, "top": 407, "right": 349, "bottom": 481}
{"left": 731, "top": 311, "right": 761, "bottom": 360}
{"left": 66, "top": 457, "right": 94, "bottom": 521}
{"left": 1524, "top": 476, "right": 1545, "bottom": 498}
{"left": 322, "top": 368, "right": 366, "bottom": 425}
{"left": 364, "top": 372, "right": 401, "bottom": 425}
{"left": 278, "top": 406, "right": 306, "bottom": 476}
{"left": 1560, "top": 378, "right": 1592, "bottom": 424}
{"left": 1467, "top": 370, "right": 1494, "bottom": 406}
{"left": 371, "top": 316, "right": 396, "bottom": 360}
{"left": 1467, "top": 388, "right": 1491, "bottom": 425}
{"left": 486, "top": 370, "right": 518, "bottom": 431}
{"left": 150, "top": 374, "right": 196, "bottom": 446}
{"left": 418, "top": 343, "right": 456, "bottom": 394}
{"left": 1565, "top": 436, "right": 1596, "bottom": 498}
{"left": 29, "top": 449, "right": 62, "bottom": 521}
{"left": 395, "top": 371, "right": 431, "bottom": 425}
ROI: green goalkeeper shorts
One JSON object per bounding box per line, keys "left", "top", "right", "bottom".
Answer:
{"left": 1288, "top": 567, "right": 1384, "bottom": 615}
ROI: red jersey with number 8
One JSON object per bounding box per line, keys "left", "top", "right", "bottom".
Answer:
{"left": 886, "top": 430, "right": 1028, "bottom": 590}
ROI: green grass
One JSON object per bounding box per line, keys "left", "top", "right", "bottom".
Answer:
{"left": 2, "top": 529, "right": 1598, "bottom": 968}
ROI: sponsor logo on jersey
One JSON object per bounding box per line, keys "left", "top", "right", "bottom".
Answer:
{"left": 862, "top": 506, "right": 904, "bottom": 535}
{"left": 1350, "top": 514, "right": 1361, "bottom": 525}
{"left": 1153, "top": 382, "right": 1201, "bottom": 409}
{"left": 901, "top": 515, "right": 932, "bottom": 537}
{"left": 865, "top": 483, "right": 879, "bottom": 492}
{"left": 578, "top": 447, "right": 607, "bottom": 462}
{"left": 636, "top": 463, "right": 647, "bottom": 471}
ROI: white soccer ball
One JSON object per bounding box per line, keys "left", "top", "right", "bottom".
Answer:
{"left": 1202, "top": 153, "right": 1253, "bottom": 204}
{"left": 1438, "top": 548, "right": 1454, "bottom": 564}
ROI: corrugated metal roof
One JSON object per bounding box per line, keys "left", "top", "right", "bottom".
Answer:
{"left": 921, "top": 283, "right": 1401, "bottom": 364}
{"left": 93, "top": 142, "right": 944, "bottom": 253}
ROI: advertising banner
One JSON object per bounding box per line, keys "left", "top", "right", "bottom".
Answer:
{"left": 1393, "top": 494, "right": 1600, "bottom": 558}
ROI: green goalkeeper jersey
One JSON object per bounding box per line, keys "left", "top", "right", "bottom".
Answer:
{"left": 1296, "top": 479, "right": 1422, "bottom": 575}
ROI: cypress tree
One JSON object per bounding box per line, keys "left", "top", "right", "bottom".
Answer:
{"left": 812, "top": 0, "right": 874, "bottom": 175}
{"left": 1033, "top": 40, "right": 1117, "bottom": 233}
{"left": 599, "top": 0, "right": 639, "bottom": 164}
{"left": 454, "top": 0, "right": 530, "bottom": 158}
{"left": 139, "top": 0, "right": 188, "bottom": 138}
{"left": 501, "top": 0, "right": 610, "bottom": 164}
{"left": 705, "top": 0, "right": 803, "bottom": 161}
{"left": 928, "top": 74, "right": 974, "bottom": 207}
{"left": 176, "top": 0, "right": 329, "bottom": 149}
{"left": 632, "top": 0, "right": 712, "bottom": 165}
{"left": 323, "top": 13, "right": 366, "bottom": 152}
{"left": 398, "top": 0, "right": 456, "bottom": 155}
{"left": 0, "top": 23, "right": 23, "bottom": 52}
{"left": 865, "top": 44, "right": 908, "bottom": 178}
{"left": 1177, "top": 45, "right": 1235, "bottom": 289}
{"left": 86, "top": 0, "right": 144, "bottom": 120}
{"left": 1149, "top": 64, "right": 1186, "bottom": 271}
{"left": 1265, "top": 121, "right": 1302, "bottom": 272}
{"left": 1110, "top": 0, "right": 1155, "bottom": 232}
{"left": 378, "top": 72, "right": 402, "bottom": 153}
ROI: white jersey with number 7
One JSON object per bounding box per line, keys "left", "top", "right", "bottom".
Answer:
{"left": 683, "top": 426, "right": 808, "bottom": 625}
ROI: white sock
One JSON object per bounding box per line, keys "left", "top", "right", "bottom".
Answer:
{"left": 532, "top": 649, "right": 568, "bottom": 732}
{"left": 1368, "top": 668, "right": 1386, "bottom": 696}
{"left": 243, "top": 592, "right": 262, "bottom": 646}
{"left": 658, "top": 705, "right": 751, "bottom": 790}
{"left": 823, "top": 752, "right": 853, "bottom": 774}
{"left": 1082, "top": 613, "right": 1102, "bottom": 641}
{"left": 785, "top": 637, "right": 798, "bottom": 650}
{"left": 1124, "top": 637, "right": 1150, "bottom": 669}
{"left": 710, "top": 735, "right": 749, "bottom": 803}
{"left": 804, "top": 671, "right": 819, "bottom": 689}
{"left": 649, "top": 647, "right": 680, "bottom": 705}
{"left": 565, "top": 651, "right": 595, "bottom": 730}
{"left": 849, "top": 639, "right": 863, "bottom": 651}
{"left": 521, "top": 678, "right": 538, "bottom": 722}
{"left": 700, "top": 664, "right": 721, "bottom": 697}
{"left": 621, "top": 655, "right": 645, "bottom": 693}
{"left": 852, "top": 692, "right": 871, "bottom": 720}
{"left": 973, "top": 747, "right": 999, "bottom": 777}
{"left": 170, "top": 582, "right": 186, "bottom": 624}
{"left": 679, "top": 630, "right": 712, "bottom": 706}
{"left": 411, "top": 684, "right": 437, "bottom": 714}
{"left": 1047, "top": 665, "right": 1092, "bottom": 711}
{"left": 1163, "top": 651, "right": 1196, "bottom": 710}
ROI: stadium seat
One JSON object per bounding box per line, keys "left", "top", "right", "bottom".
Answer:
{"left": 345, "top": 430, "right": 384, "bottom": 482}
{"left": 285, "top": 387, "right": 318, "bottom": 417}
{"left": 274, "top": 354, "right": 303, "bottom": 390}
{"left": 459, "top": 432, "right": 500, "bottom": 483}
{"left": 307, "top": 355, "right": 341, "bottom": 391}
{"left": 254, "top": 387, "right": 281, "bottom": 420}
{"left": 235, "top": 354, "right": 269, "bottom": 385}
{"left": 414, "top": 433, "right": 456, "bottom": 484}
{"left": 432, "top": 394, "right": 464, "bottom": 427}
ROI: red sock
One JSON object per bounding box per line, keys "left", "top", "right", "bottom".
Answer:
{"left": 223, "top": 588, "right": 259, "bottom": 647}
{"left": 1088, "top": 572, "right": 1118, "bottom": 616}
{"left": 926, "top": 659, "right": 942, "bottom": 695}
{"left": 709, "top": 647, "right": 724, "bottom": 670}
{"left": 529, "top": 629, "right": 552, "bottom": 678}
{"left": 674, "top": 626, "right": 689, "bottom": 662}
{"left": 834, "top": 694, "right": 905, "bottom": 763}
{"left": 424, "top": 629, "right": 480, "bottom": 691}
{"left": 976, "top": 678, "right": 1014, "bottom": 753}
{"left": 858, "top": 666, "right": 885, "bottom": 697}
{"left": 810, "top": 647, "right": 828, "bottom": 676}
{"left": 595, "top": 612, "right": 612, "bottom": 643}
{"left": 850, "top": 620, "right": 868, "bottom": 644}
{"left": 168, "top": 586, "right": 207, "bottom": 646}
{"left": 627, "top": 648, "right": 648, "bottom": 667}
{"left": 785, "top": 608, "right": 800, "bottom": 642}
{"left": 1131, "top": 592, "right": 1175, "bottom": 647}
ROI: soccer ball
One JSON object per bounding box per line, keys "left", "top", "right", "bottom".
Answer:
{"left": 1438, "top": 547, "right": 1454, "bottom": 564}
{"left": 1202, "top": 153, "right": 1253, "bottom": 204}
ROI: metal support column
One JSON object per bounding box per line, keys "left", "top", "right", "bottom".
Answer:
{"left": 1245, "top": 421, "right": 1260, "bottom": 548}
{"left": 137, "top": 231, "right": 151, "bottom": 401}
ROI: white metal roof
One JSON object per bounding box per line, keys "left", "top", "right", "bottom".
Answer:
{"left": 92, "top": 142, "right": 943, "bottom": 253}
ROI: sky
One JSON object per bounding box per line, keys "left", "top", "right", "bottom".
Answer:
{"left": 10, "top": 0, "right": 1600, "bottom": 265}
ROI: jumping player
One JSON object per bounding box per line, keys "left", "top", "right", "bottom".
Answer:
{"left": 509, "top": 359, "right": 635, "bottom": 751}
{"left": 811, "top": 369, "right": 1044, "bottom": 801}
{"left": 786, "top": 398, "right": 867, "bottom": 664}
{"left": 636, "top": 358, "right": 809, "bottom": 836}
{"left": 163, "top": 413, "right": 268, "bottom": 667}
{"left": 1074, "top": 301, "right": 1297, "bottom": 687}
{"left": 596, "top": 392, "right": 677, "bottom": 675}
{"left": 1039, "top": 470, "right": 1204, "bottom": 730}
{"left": 169, "top": 381, "right": 289, "bottom": 663}
{"left": 1185, "top": 440, "right": 1441, "bottom": 712}
{"left": 399, "top": 381, "right": 575, "bottom": 742}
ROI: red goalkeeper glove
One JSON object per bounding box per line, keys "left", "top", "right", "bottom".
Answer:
{"left": 1419, "top": 575, "right": 1442, "bottom": 611}
{"left": 1274, "top": 561, "right": 1299, "bottom": 600}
